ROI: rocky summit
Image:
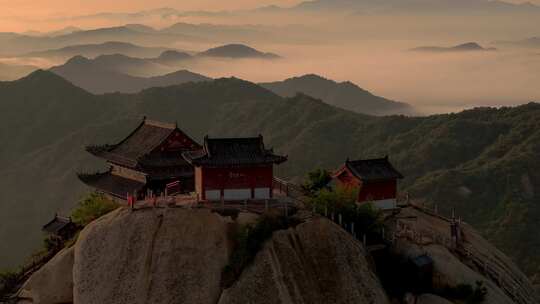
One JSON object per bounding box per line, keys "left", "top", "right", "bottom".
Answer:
{"left": 16, "top": 205, "right": 539, "bottom": 304}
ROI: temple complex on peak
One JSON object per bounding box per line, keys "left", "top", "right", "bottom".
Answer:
{"left": 79, "top": 118, "right": 287, "bottom": 203}
{"left": 78, "top": 117, "right": 201, "bottom": 200}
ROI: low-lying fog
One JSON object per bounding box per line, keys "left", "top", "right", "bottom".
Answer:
{"left": 172, "top": 42, "right": 537, "bottom": 114}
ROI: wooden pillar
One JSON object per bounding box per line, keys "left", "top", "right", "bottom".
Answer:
{"left": 270, "top": 180, "right": 274, "bottom": 198}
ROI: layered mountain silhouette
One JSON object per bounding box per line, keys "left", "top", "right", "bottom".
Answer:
{"left": 288, "top": 0, "right": 540, "bottom": 15}
{"left": 411, "top": 42, "right": 496, "bottom": 53}
{"left": 22, "top": 26, "right": 82, "bottom": 37}
{"left": 2, "top": 70, "right": 540, "bottom": 285}
{"left": 198, "top": 44, "right": 280, "bottom": 59}
{"left": 260, "top": 74, "right": 413, "bottom": 115}
{"left": 154, "top": 50, "right": 193, "bottom": 65}
{"left": 161, "top": 22, "right": 275, "bottom": 43}
{"left": 41, "top": 43, "right": 279, "bottom": 79}
{"left": 60, "top": 53, "right": 166, "bottom": 76}
{"left": 12, "top": 41, "right": 279, "bottom": 67}
{"left": 22, "top": 41, "right": 175, "bottom": 60}
{"left": 49, "top": 56, "right": 211, "bottom": 94}
{"left": 0, "top": 21, "right": 291, "bottom": 56}
{"left": 49, "top": 60, "right": 408, "bottom": 114}
{"left": 0, "top": 25, "right": 196, "bottom": 55}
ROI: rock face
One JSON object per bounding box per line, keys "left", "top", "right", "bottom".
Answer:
{"left": 416, "top": 294, "right": 454, "bottom": 304}
{"left": 394, "top": 207, "right": 539, "bottom": 304}
{"left": 394, "top": 240, "right": 514, "bottom": 304}
{"left": 74, "top": 208, "right": 231, "bottom": 304}
{"left": 218, "top": 218, "right": 389, "bottom": 304}
{"left": 20, "top": 207, "right": 389, "bottom": 304}
{"left": 17, "top": 247, "right": 74, "bottom": 304}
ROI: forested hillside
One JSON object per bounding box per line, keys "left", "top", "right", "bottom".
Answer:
{"left": 0, "top": 70, "right": 539, "bottom": 284}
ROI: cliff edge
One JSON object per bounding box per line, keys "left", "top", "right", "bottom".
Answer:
{"left": 16, "top": 205, "right": 539, "bottom": 304}
{"left": 17, "top": 207, "right": 389, "bottom": 304}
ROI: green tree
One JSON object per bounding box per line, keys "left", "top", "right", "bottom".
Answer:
{"left": 71, "top": 193, "right": 119, "bottom": 226}
{"left": 302, "top": 168, "right": 332, "bottom": 196}
{"left": 0, "top": 270, "right": 19, "bottom": 297}
{"left": 309, "top": 186, "right": 382, "bottom": 235}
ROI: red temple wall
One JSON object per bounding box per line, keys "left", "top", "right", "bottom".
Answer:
{"left": 334, "top": 167, "right": 397, "bottom": 202}
{"left": 357, "top": 180, "right": 397, "bottom": 202}
{"left": 201, "top": 166, "right": 273, "bottom": 190}
{"left": 198, "top": 165, "right": 274, "bottom": 200}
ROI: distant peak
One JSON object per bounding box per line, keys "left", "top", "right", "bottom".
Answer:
{"left": 213, "top": 44, "right": 256, "bottom": 51}
{"left": 199, "top": 44, "right": 280, "bottom": 59}
{"left": 65, "top": 55, "right": 91, "bottom": 65}
{"left": 281, "top": 74, "right": 335, "bottom": 84}
{"left": 298, "top": 74, "right": 327, "bottom": 80}
{"left": 411, "top": 41, "right": 496, "bottom": 53}
{"left": 455, "top": 42, "right": 482, "bottom": 49}
{"left": 19, "top": 69, "right": 71, "bottom": 84}
{"left": 158, "top": 50, "right": 191, "bottom": 59}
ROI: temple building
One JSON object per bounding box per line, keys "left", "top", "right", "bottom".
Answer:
{"left": 79, "top": 118, "right": 201, "bottom": 200}
{"left": 42, "top": 215, "right": 76, "bottom": 240}
{"left": 182, "top": 136, "right": 287, "bottom": 201}
{"left": 332, "top": 157, "right": 403, "bottom": 209}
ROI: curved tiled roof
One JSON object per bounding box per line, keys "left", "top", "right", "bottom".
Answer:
{"left": 183, "top": 135, "right": 287, "bottom": 167}
{"left": 110, "top": 120, "right": 176, "bottom": 160}
{"left": 345, "top": 157, "right": 403, "bottom": 181}
{"left": 42, "top": 215, "right": 73, "bottom": 234}
{"left": 86, "top": 118, "right": 199, "bottom": 169}
{"left": 78, "top": 171, "right": 145, "bottom": 199}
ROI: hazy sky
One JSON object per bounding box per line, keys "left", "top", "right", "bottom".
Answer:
{"left": 0, "top": 0, "right": 303, "bottom": 14}
{"left": 1, "top": 0, "right": 539, "bottom": 32}
{"left": 0, "top": 0, "right": 536, "bottom": 17}
{"left": 0, "top": 0, "right": 300, "bottom": 19}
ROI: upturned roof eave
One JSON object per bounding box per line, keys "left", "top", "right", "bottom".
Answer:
{"left": 345, "top": 160, "right": 404, "bottom": 181}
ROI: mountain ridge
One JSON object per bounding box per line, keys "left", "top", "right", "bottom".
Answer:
{"left": 260, "top": 74, "right": 414, "bottom": 116}
{"left": 289, "top": 0, "right": 540, "bottom": 15}
{"left": 22, "top": 41, "right": 175, "bottom": 60}
{"left": 49, "top": 57, "right": 211, "bottom": 94}
{"left": 198, "top": 44, "right": 280, "bottom": 59}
